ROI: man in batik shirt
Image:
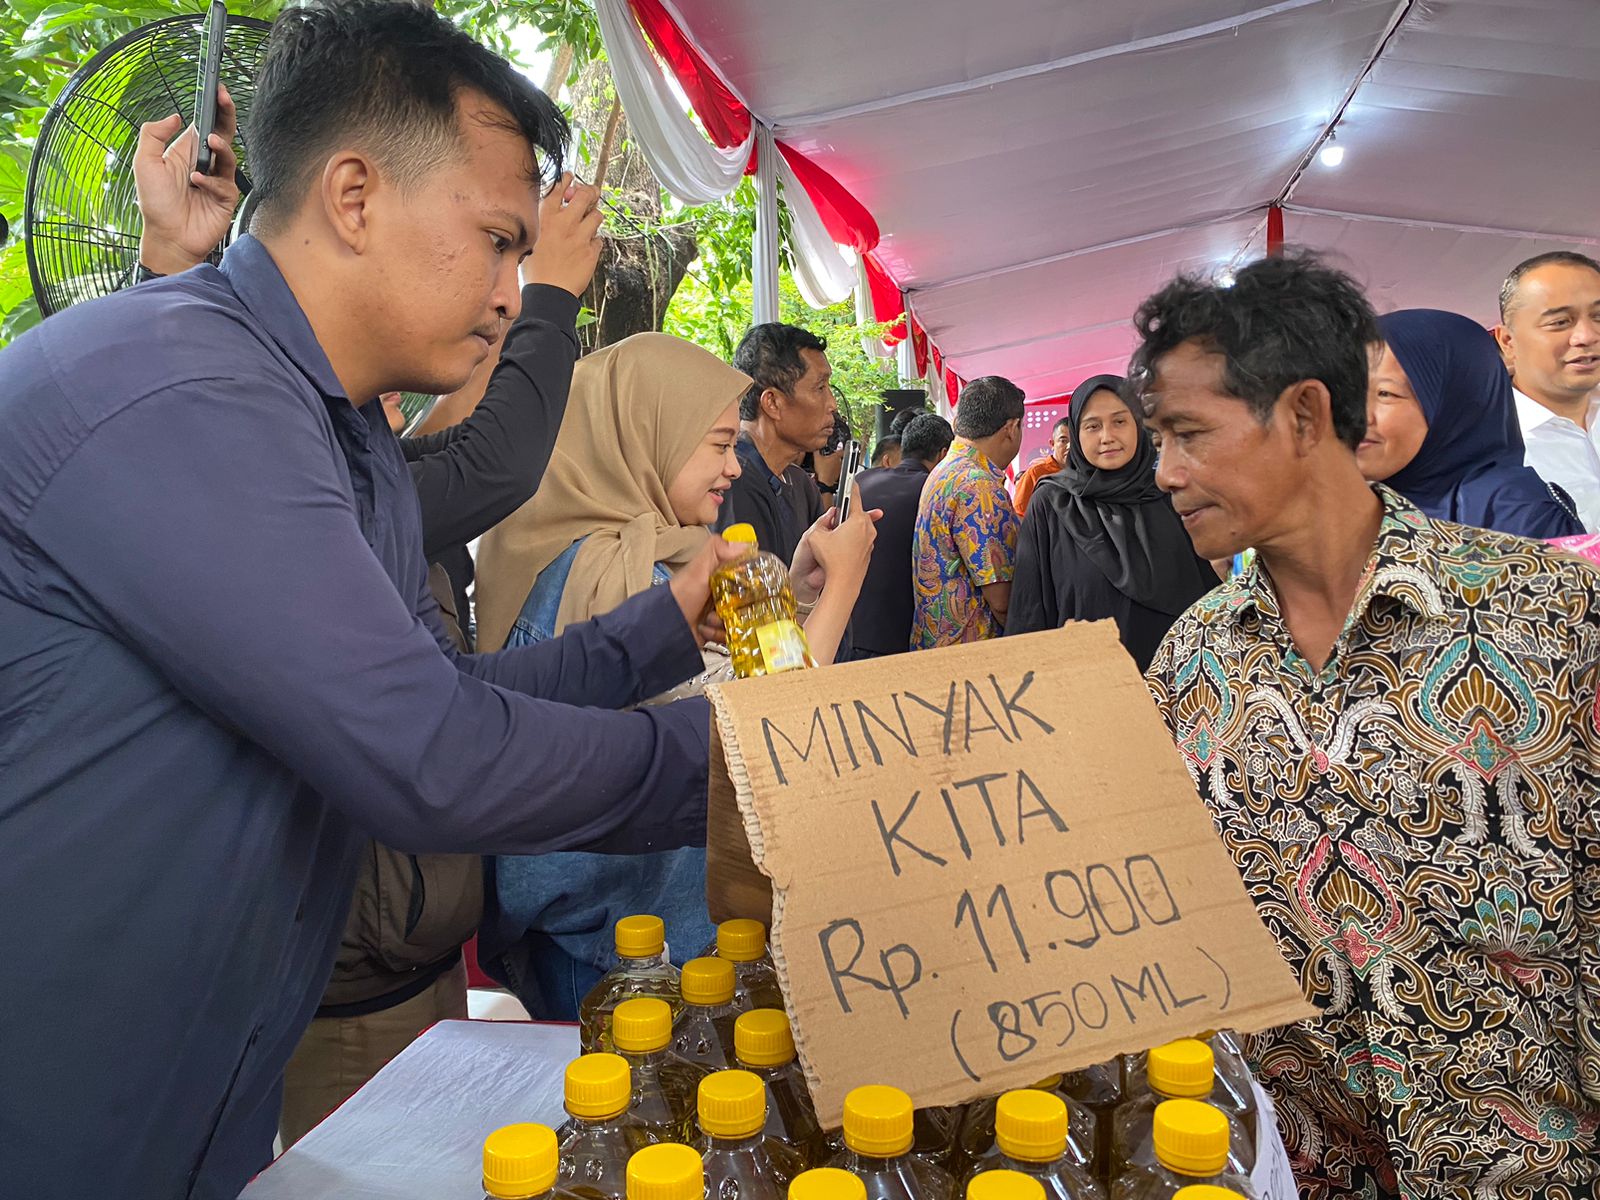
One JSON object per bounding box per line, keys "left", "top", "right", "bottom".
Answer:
{"left": 911, "top": 376, "right": 1025, "bottom": 648}
{"left": 1134, "top": 252, "right": 1600, "bottom": 1199}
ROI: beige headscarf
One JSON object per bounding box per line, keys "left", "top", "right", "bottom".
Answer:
{"left": 474, "top": 332, "right": 752, "bottom": 651}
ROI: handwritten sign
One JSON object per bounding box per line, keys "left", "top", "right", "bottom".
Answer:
{"left": 706, "top": 622, "right": 1316, "bottom": 1126}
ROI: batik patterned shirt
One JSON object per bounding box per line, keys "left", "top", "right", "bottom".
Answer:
{"left": 911, "top": 438, "right": 1020, "bottom": 648}
{"left": 1146, "top": 486, "right": 1600, "bottom": 1200}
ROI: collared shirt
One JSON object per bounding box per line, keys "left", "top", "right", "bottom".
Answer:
{"left": 0, "top": 236, "right": 709, "bottom": 1198}
{"left": 911, "top": 437, "right": 1020, "bottom": 648}
{"left": 1012, "top": 453, "right": 1063, "bottom": 516}
{"left": 1146, "top": 486, "right": 1600, "bottom": 1200}
{"left": 718, "top": 432, "right": 824, "bottom": 564}
{"left": 1514, "top": 387, "right": 1600, "bottom": 533}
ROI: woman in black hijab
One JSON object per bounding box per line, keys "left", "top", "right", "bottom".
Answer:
{"left": 1008, "top": 374, "right": 1217, "bottom": 670}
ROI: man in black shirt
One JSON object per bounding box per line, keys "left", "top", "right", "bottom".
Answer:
{"left": 718, "top": 323, "right": 837, "bottom": 563}
{"left": 848, "top": 413, "right": 955, "bottom": 658}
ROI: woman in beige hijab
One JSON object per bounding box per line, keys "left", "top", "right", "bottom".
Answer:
{"left": 474, "top": 332, "right": 874, "bottom": 1018}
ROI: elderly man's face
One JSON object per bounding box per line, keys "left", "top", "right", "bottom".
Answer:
{"left": 1143, "top": 340, "right": 1303, "bottom": 562}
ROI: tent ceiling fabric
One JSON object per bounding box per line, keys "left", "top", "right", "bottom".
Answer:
{"left": 660, "top": 0, "right": 1600, "bottom": 399}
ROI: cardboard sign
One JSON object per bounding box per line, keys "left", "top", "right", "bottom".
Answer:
{"left": 706, "top": 622, "right": 1317, "bottom": 1126}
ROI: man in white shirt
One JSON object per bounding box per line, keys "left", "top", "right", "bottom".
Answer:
{"left": 1494, "top": 251, "right": 1600, "bottom": 531}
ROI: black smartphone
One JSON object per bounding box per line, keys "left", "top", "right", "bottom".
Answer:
{"left": 834, "top": 439, "right": 864, "bottom": 523}
{"left": 193, "top": 1, "right": 228, "bottom": 176}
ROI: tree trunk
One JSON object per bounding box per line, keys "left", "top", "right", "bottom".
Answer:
{"left": 581, "top": 226, "right": 698, "bottom": 348}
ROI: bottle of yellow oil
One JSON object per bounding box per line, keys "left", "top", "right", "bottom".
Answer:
{"left": 709, "top": 524, "right": 816, "bottom": 678}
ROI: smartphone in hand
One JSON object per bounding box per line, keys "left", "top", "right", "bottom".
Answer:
{"left": 193, "top": 1, "right": 228, "bottom": 176}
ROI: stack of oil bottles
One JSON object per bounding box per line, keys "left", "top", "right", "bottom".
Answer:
{"left": 480, "top": 914, "right": 1264, "bottom": 1200}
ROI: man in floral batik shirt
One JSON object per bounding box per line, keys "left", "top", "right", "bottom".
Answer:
{"left": 1134, "top": 252, "right": 1600, "bottom": 1199}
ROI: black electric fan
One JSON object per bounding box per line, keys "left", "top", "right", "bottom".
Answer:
{"left": 24, "top": 11, "right": 272, "bottom": 319}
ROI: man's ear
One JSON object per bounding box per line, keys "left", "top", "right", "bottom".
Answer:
{"left": 1492, "top": 323, "right": 1516, "bottom": 374}
{"left": 759, "top": 386, "right": 785, "bottom": 421}
{"left": 1281, "top": 378, "right": 1335, "bottom": 455}
{"left": 320, "top": 150, "right": 377, "bottom": 253}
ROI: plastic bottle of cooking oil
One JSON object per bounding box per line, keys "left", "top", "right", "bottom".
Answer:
{"left": 828, "top": 1085, "right": 957, "bottom": 1200}
{"left": 694, "top": 1069, "right": 809, "bottom": 1200}
{"left": 791, "top": 1168, "right": 869, "bottom": 1200}
{"left": 579, "top": 916, "right": 682, "bottom": 1054}
{"left": 734, "top": 1008, "right": 826, "bottom": 1167}
{"left": 1110, "top": 1041, "right": 1253, "bottom": 1177}
{"left": 709, "top": 918, "right": 785, "bottom": 1012}
{"left": 1108, "top": 1101, "right": 1257, "bottom": 1200}
{"left": 670, "top": 957, "right": 740, "bottom": 1073}
{"left": 954, "top": 1078, "right": 1096, "bottom": 1177}
{"left": 958, "top": 1090, "right": 1104, "bottom": 1200}
{"left": 612, "top": 997, "right": 701, "bottom": 1145}
{"left": 710, "top": 524, "right": 817, "bottom": 678}
{"left": 1122, "top": 1034, "right": 1255, "bottom": 1140}
{"left": 556, "top": 1054, "right": 648, "bottom": 1200}
{"left": 626, "top": 1143, "right": 703, "bottom": 1200}
{"left": 1059, "top": 1062, "right": 1122, "bottom": 1180}
{"left": 966, "top": 1170, "right": 1046, "bottom": 1200}
{"left": 484, "top": 1123, "right": 582, "bottom": 1200}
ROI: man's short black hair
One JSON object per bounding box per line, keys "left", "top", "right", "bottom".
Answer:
{"left": 871, "top": 436, "right": 901, "bottom": 466}
{"left": 1500, "top": 250, "right": 1600, "bottom": 322}
{"left": 954, "top": 376, "right": 1026, "bottom": 440}
{"left": 734, "top": 323, "right": 828, "bottom": 421}
{"left": 901, "top": 413, "right": 955, "bottom": 463}
{"left": 250, "top": 1, "right": 569, "bottom": 233}
{"left": 1052, "top": 416, "right": 1072, "bottom": 436}
{"left": 1127, "top": 249, "right": 1377, "bottom": 452}
{"left": 888, "top": 405, "right": 928, "bottom": 438}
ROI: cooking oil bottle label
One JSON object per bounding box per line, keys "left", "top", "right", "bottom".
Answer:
{"left": 755, "top": 620, "right": 810, "bottom": 674}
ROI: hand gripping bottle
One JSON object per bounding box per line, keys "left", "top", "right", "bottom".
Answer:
{"left": 966, "top": 1171, "right": 1046, "bottom": 1200}
{"left": 485, "top": 1123, "right": 580, "bottom": 1200}
{"left": 710, "top": 524, "right": 817, "bottom": 678}
{"left": 671, "top": 957, "right": 740, "bottom": 1072}
{"left": 1111, "top": 1041, "right": 1253, "bottom": 1177}
{"left": 828, "top": 1084, "right": 957, "bottom": 1200}
{"left": 627, "top": 1144, "right": 703, "bottom": 1200}
{"left": 580, "top": 915, "right": 682, "bottom": 1053}
{"left": 954, "top": 1079, "right": 1096, "bottom": 1177}
{"left": 734, "top": 1008, "right": 826, "bottom": 1167}
{"left": 1109, "top": 1101, "right": 1256, "bottom": 1200}
{"left": 694, "top": 1069, "right": 808, "bottom": 1200}
{"left": 613, "top": 997, "right": 702, "bottom": 1145}
{"left": 557, "top": 1054, "right": 648, "bottom": 1200}
{"left": 791, "top": 1168, "right": 868, "bottom": 1200}
{"left": 712, "top": 918, "right": 785, "bottom": 1012}
{"left": 959, "top": 1090, "right": 1104, "bottom": 1200}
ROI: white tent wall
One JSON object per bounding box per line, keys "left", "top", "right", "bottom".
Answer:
{"left": 648, "top": 0, "right": 1600, "bottom": 399}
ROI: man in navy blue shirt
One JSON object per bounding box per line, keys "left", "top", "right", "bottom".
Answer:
{"left": 0, "top": 4, "right": 737, "bottom": 1195}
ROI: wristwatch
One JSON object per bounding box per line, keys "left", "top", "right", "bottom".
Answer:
{"left": 132, "top": 262, "right": 167, "bottom": 285}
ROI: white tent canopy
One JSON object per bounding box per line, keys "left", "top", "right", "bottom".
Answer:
{"left": 637, "top": 0, "right": 1600, "bottom": 400}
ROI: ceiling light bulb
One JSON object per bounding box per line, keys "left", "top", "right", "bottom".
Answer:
{"left": 1319, "top": 141, "right": 1345, "bottom": 168}
{"left": 1218, "top": 269, "right": 1236, "bottom": 288}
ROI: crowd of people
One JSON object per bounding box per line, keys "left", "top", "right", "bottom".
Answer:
{"left": 1, "top": 3, "right": 1599, "bottom": 1199}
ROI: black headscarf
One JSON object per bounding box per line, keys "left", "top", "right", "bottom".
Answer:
{"left": 1034, "top": 374, "right": 1213, "bottom": 615}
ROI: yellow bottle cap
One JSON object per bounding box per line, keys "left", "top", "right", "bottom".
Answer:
{"left": 1148, "top": 1039, "right": 1215, "bottom": 1100}
{"left": 967, "top": 1171, "right": 1046, "bottom": 1200}
{"left": 565, "top": 1053, "right": 632, "bottom": 1120}
{"left": 483, "top": 1123, "right": 558, "bottom": 1199}
{"left": 1152, "top": 1100, "right": 1230, "bottom": 1177}
{"left": 1173, "top": 1189, "right": 1247, "bottom": 1200}
{"left": 842, "top": 1084, "right": 914, "bottom": 1157}
{"left": 626, "top": 1143, "right": 703, "bottom": 1200}
{"left": 994, "top": 1089, "right": 1068, "bottom": 1163}
{"left": 698, "top": 1069, "right": 767, "bottom": 1139}
{"left": 722, "top": 524, "right": 759, "bottom": 545}
{"left": 614, "top": 915, "right": 665, "bottom": 958}
{"left": 681, "top": 957, "right": 736, "bottom": 1006}
{"left": 790, "top": 1168, "right": 868, "bottom": 1200}
{"left": 717, "top": 919, "right": 769, "bottom": 962}
{"left": 735, "top": 1008, "right": 796, "bottom": 1068}
{"left": 612, "top": 997, "right": 673, "bottom": 1054}
{"left": 1030, "top": 1075, "right": 1064, "bottom": 1090}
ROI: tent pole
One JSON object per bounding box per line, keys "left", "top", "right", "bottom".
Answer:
{"left": 1267, "top": 204, "right": 1284, "bottom": 256}
{"left": 752, "top": 124, "right": 782, "bottom": 325}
